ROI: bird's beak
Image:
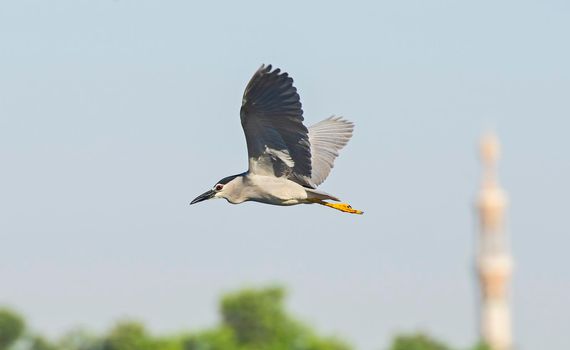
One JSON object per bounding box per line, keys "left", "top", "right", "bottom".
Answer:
{"left": 190, "top": 189, "right": 215, "bottom": 205}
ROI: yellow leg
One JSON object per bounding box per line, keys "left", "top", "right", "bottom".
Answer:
{"left": 309, "top": 199, "right": 364, "bottom": 215}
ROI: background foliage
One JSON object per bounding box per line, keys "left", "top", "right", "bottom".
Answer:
{"left": 0, "top": 287, "right": 488, "bottom": 350}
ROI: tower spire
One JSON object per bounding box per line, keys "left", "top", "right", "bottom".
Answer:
{"left": 481, "top": 132, "right": 500, "bottom": 186}
{"left": 476, "top": 133, "right": 513, "bottom": 350}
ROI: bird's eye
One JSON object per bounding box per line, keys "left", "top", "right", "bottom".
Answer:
{"left": 215, "top": 184, "right": 223, "bottom": 191}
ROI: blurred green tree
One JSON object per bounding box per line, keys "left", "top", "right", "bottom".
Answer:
{"left": 389, "top": 333, "right": 451, "bottom": 350}
{"left": 469, "top": 342, "right": 491, "bottom": 350}
{"left": 0, "top": 308, "right": 25, "bottom": 350}
{"left": 181, "top": 286, "right": 350, "bottom": 350}
{"left": 151, "top": 335, "right": 186, "bottom": 350}
{"left": 221, "top": 286, "right": 296, "bottom": 347}
{"left": 183, "top": 327, "right": 238, "bottom": 350}
{"left": 100, "top": 321, "right": 154, "bottom": 350}
{"left": 57, "top": 328, "right": 101, "bottom": 350}
{"left": 29, "top": 336, "right": 58, "bottom": 350}
{"left": 216, "top": 286, "right": 350, "bottom": 350}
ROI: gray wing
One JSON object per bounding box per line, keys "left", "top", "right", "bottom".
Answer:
{"left": 305, "top": 116, "right": 354, "bottom": 187}
{"left": 240, "top": 65, "right": 312, "bottom": 179}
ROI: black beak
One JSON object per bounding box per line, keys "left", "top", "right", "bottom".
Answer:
{"left": 190, "top": 189, "right": 215, "bottom": 205}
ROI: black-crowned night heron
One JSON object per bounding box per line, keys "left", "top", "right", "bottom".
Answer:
{"left": 190, "top": 65, "right": 363, "bottom": 215}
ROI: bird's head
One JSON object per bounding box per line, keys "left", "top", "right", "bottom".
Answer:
{"left": 190, "top": 174, "right": 242, "bottom": 205}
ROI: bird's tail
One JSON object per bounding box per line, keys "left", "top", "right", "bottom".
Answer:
{"left": 304, "top": 188, "right": 340, "bottom": 202}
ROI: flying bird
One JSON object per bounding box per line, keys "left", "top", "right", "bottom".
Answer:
{"left": 190, "top": 65, "right": 362, "bottom": 214}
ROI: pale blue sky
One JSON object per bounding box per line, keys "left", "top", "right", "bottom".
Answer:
{"left": 1, "top": 1, "right": 569, "bottom": 349}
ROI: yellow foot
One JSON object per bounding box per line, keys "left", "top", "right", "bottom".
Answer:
{"left": 321, "top": 201, "right": 364, "bottom": 215}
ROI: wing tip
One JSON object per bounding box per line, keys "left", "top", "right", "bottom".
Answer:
{"left": 258, "top": 63, "right": 290, "bottom": 79}
{"left": 329, "top": 115, "right": 355, "bottom": 126}
{"left": 318, "top": 115, "right": 355, "bottom": 133}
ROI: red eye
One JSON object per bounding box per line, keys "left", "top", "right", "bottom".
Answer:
{"left": 215, "top": 184, "right": 223, "bottom": 191}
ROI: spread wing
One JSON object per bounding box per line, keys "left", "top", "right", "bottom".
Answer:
{"left": 288, "top": 116, "right": 354, "bottom": 188}
{"left": 306, "top": 116, "right": 354, "bottom": 187}
{"left": 240, "top": 64, "right": 312, "bottom": 179}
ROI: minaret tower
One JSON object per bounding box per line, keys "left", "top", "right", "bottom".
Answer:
{"left": 476, "top": 133, "right": 513, "bottom": 350}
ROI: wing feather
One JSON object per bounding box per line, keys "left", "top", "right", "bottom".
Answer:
{"left": 303, "top": 116, "right": 354, "bottom": 187}
{"left": 240, "top": 65, "right": 312, "bottom": 178}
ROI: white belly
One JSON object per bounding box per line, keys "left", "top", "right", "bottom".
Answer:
{"left": 242, "top": 174, "right": 308, "bottom": 206}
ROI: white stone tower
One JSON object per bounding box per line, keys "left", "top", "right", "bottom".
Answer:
{"left": 476, "top": 133, "right": 513, "bottom": 350}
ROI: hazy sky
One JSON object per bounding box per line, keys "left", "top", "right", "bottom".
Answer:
{"left": 1, "top": 1, "right": 569, "bottom": 349}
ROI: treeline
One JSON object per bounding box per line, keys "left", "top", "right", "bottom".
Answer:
{"left": 0, "top": 286, "right": 488, "bottom": 350}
